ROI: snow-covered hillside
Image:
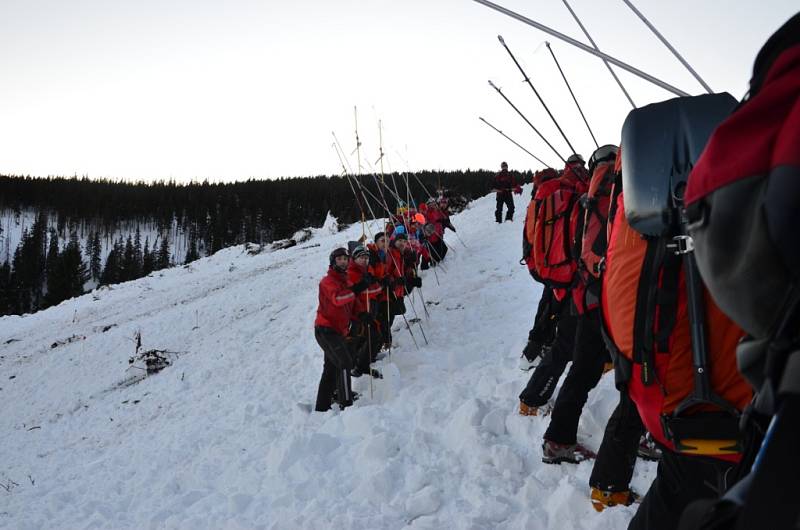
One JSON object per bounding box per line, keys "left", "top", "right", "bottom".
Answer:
{"left": 0, "top": 186, "right": 654, "bottom": 529}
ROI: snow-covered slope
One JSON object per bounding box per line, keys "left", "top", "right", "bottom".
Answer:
{"left": 0, "top": 186, "right": 654, "bottom": 529}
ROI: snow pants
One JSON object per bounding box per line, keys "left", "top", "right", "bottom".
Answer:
{"left": 519, "top": 301, "right": 577, "bottom": 407}
{"left": 589, "top": 390, "right": 645, "bottom": 492}
{"left": 523, "top": 283, "right": 561, "bottom": 361}
{"left": 495, "top": 192, "right": 514, "bottom": 222}
{"left": 375, "top": 299, "right": 393, "bottom": 346}
{"left": 628, "top": 450, "right": 735, "bottom": 530}
{"left": 314, "top": 326, "right": 354, "bottom": 412}
{"left": 544, "top": 308, "right": 609, "bottom": 445}
{"left": 349, "top": 319, "right": 381, "bottom": 372}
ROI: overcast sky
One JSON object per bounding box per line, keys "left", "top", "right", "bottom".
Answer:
{"left": 1, "top": 0, "right": 796, "bottom": 182}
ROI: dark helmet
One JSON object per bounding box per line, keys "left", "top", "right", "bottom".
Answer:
{"left": 329, "top": 247, "right": 348, "bottom": 268}
{"left": 501, "top": 161, "right": 508, "bottom": 169}
{"left": 588, "top": 145, "right": 619, "bottom": 174}
{"left": 566, "top": 153, "right": 585, "bottom": 165}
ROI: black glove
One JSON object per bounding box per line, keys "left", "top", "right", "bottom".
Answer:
{"left": 410, "top": 277, "right": 422, "bottom": 288}
{"left": 362, "top": 272, "right": 375, "bottom": 284}
{"left": 358, "top": 312, "right": 373, "bottom": 324}
{"left": 351, "top": 279, "right": 369, "bottom": 294}
{"left": 380, "top": 276, "right": 393, "bottom": 288}
{"left": 421, "top": 260, "right": 430, "bottom": 270}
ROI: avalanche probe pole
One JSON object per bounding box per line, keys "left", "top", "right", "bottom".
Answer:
{"left": 497, "top": 35, "right": 576, "bottom": 155}
{"left": 544, "top": 42, "right": 599, "bottom": 149}
{"left": 473, "top": 0, "right": 690, "bottom": 97}
{"left": 488, "top": 80, "right": 566, "bottom": 164}
{"left": 478, "top": 117, "right": 551, "bottom": 167}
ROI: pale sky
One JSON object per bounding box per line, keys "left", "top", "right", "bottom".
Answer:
{"left": 0, "top": 0, "right": 796, "bottom": 182}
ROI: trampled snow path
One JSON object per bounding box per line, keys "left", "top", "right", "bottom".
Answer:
{"left": 0, "top": 186, "right": 655, "bottom": 529}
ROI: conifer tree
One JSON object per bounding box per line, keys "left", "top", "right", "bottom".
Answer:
{"left": 89, "top": 231, "right": 102, "bottom": 280}
{"left": 157, "top": 236, "right": 171, "bottom": 270}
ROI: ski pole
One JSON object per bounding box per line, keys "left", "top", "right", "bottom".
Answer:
{"left": 545, "top": 42, "right": 599, "bottom": 149}
{"left": 498, "top": 35, "right": 576, "bottom": 155}
{"left": 488, "top": 80, "right": 566, "bottom": 163}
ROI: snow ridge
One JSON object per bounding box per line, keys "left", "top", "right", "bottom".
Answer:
{"left": 0, "top": 185, "right": 654, "bottom": 529}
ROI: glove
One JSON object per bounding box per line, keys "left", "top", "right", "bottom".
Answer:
{"left": 380, "top": 276, "right": 393, "bottom": 288}
{"left": 362, "top": 272, "right": 375, "bottom": 284}
{"left": 351, "top": 279, "right": 369, "bottom": 294}
{"left": 410, "top": 277, "right": 422, "bottom": 288}
{"left": 393, "top": 277, "right": 407, "bottom": 289}
{"left": 358, "top": 312, "right": 373, "bottom": 324}
{"left": 421, "top": 260, "right": 430, "bottom": 270}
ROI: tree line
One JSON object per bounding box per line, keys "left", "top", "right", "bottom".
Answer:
{"left": 0, "top": 168, "right": 531, "bottom": 316}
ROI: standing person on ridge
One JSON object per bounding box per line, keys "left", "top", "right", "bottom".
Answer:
{"left": 490, "top": 161, "right": 522, "bottom": 223}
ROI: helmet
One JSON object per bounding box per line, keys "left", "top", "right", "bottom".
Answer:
{"left": 566, "top": 153, "right": 585, "bottom": 165}
{"left": 588, "top": 145, "right": 619, "bottom": 174}
{"left": 393, "top": 224, "right": 406, "bottom": 236}
{"left": 329, "top": 247, "right": 348, "bottom": 269}
{"left": 414, "top": 213, "right": 426, "bottom": 224}
{"left": 501, "top": 161, "right": 508, "bottom": 169}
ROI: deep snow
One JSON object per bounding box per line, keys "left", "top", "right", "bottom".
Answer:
{"left": 0, "top": 185, "right": 654, "bottom": 529}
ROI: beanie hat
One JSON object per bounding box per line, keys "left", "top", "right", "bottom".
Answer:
{"left": 351, "top": 244, "right": 369, "bottom": 259}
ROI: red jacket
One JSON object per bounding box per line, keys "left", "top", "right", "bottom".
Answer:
{"left": 387, "top": 246, "right": 412, "bottom": 298}
{"left": 491, "top": 169, "right": 516, "bottom": 194}
{"left": 347, "top": 260, "right": 382, "bottom": 315}
{"left": 314, "top": 268, "right": 355, "bottom": 336}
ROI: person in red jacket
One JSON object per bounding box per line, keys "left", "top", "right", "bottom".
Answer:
{"left": 347, "top": 244, "right": 383, "bottom": 376}
{"left": 490, "top": 161, "right": 522, "bottom": 223}
{"left": 313, "top": 247, "right": 374, "bottom": 412}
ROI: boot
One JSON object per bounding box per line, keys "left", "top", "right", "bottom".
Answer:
{"left": 590, "top": 487, "right": 640, "bottom": 512}
{"left": 541, "top": 439, "right": 596, "bottom": 464}
{"left": 519, "top": 400, "right": 552, "bottom": 417}
{"left": 495, "top": 212, "right": 502, "bottom": 223}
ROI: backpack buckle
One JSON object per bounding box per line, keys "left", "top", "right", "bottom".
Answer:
{"left": 669, "top": 235, "right": 695, "bottom": 255}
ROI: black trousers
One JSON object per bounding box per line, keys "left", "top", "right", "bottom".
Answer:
{"left": 590, "top": 390, "right": 645, "bottom": 492}
{"left": 495, "top": 192, "right": 514, "bottom": 222}
{"left": 628, "top": 451, "right": 736, "bottom": 530}
{"left": 519, "top": 301, "right": 577, "bottom": 407}
{"left": 376, "top": 299, "right": 393, "bottom": 345}
{"left": 524, "top": 283, "right": 561, "bottom": 360}
{"left": 350, "top": 319, "right": 381, "bottom": 372}
{"left": 544, "top": 308, "right": 609, "bottom": 445}
{"left": 429, "top": 240, "right": 448, "bottom": 263}
{"left": 314, "top": 327, "right": 354, "bottom": 412}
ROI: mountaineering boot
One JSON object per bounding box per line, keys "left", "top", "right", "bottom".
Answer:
{"left": 495, "top": 212, "right": 502, "bottom": 223}
{"left": 541, "top": 440, "right": 597, "bottom": 464}
{"left": 637, "top": 433, "right": 662, "bottom": 461}
{"left": 590, "top": 487, "right": 640, "bottom": 512}
{"left": 519, "top": 400, "right": 552, "bottom": 417}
